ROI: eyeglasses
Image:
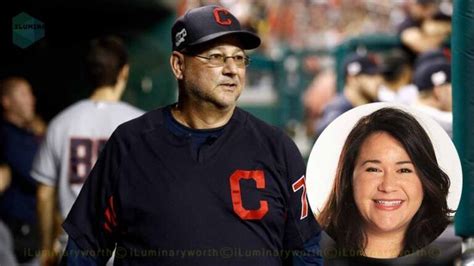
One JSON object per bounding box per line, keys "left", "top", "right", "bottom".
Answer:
{"left": 190, "top": 53, "right": 250, "bottom": 68}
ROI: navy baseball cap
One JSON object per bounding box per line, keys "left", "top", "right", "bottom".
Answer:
{"left": 171, "top": 5, "right": 261, "bottom": 52}
{"left": 414, "top": 49, "right": 450, "bottom": 69}
{"left": 343, "top": 53, "right": 379, "bottom": 77}
{"left": 413, "top": 59, "right": 451, "bottom": 91}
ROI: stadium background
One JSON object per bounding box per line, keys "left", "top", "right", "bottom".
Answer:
{"left": 2, "top": 0, "right": 474, "bottom": 263}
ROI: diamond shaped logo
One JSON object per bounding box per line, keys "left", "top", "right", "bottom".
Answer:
{"left": 12, "top": 12, "right": 45, "bottom": 49}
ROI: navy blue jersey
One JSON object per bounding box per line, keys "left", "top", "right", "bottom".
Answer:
{"left": 0, "top": 120, "right": 40, "bottom": 225}
{"left": 63, "top": 105, "right": 321, "bottom": 265}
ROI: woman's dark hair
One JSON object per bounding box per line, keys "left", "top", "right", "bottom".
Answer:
{"left": 85, "top": 36, "right": 128, "bottom": 89}
{"left": 318, "top": 107, "right": 452, "bottom": 256}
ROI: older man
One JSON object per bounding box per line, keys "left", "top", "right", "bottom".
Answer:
{"left": 61, "top": 5, "right": 321, "bottom": 266}
{"left": 0, "top": 77, "right": 44, "bottom": 264}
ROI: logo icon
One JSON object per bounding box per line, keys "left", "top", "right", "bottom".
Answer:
{"left": 431, "top": 71, "right": 447, "bottom": 86}
{"left": 213, "top": 8, "right": 232, "bottom": 26}
{"left": 347, "top": 62, "right": 362, "bottom": 76}
{"left": 175, "top": 28, "right": 187, "bottom": 48}
{"left": 12, "top": 12, "right": 45, "bottom": 49}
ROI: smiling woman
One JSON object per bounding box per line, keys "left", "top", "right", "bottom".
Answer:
{"left": 317, "top": 107, "right": 452, "bottom": 258}
{"left": 352, "top": 131, "right": 424, "bottom": 258}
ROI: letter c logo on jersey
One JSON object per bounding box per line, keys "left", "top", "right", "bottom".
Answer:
{"left": 229, "top": 170, "right": 268, "bottom": 220}
{"left": 213, "top": 7, "right": 232, "bottom": 26}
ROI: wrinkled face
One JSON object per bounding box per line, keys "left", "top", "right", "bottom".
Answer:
{"left": 353, "top": 132, "right": 424, "bottom": 236}
{"left": 181, "top": 40, "right": 246, "bottom": 110}
{"left": 2, "top": 81, "right": 36, "bottom": 123}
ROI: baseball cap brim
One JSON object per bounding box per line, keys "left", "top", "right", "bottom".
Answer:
{"left": 186, "top": 30, "right": 261, "bottom": 51}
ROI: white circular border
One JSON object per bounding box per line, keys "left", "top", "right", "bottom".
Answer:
{"left": 306, "top": 102, "right": 462, "bottom": 216}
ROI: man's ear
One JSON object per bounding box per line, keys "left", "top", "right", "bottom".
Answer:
{"left": 170, "top": 51, "right": 185, "bottom": 80}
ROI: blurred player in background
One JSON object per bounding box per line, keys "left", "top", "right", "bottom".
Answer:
{"left": 377, "top": 50, "right": 418, "bottom": 106}
{"left": 398, "top": 0, "right": 451, "bottom": 60}
{"left": 31, "top": 36, "right": 143, "bottom": 266}
{"left": 0, "top": 76, "right": 45, "bottom": 264}
{"left": 412, "top": 57, "right": 452, "bottom": 137}
{"left": 315, "top": 53, "right": 382, "bottom": 137}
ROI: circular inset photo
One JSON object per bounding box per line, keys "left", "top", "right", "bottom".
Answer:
{"left": 306, "top": 102, "right": 462, "bottom": 259}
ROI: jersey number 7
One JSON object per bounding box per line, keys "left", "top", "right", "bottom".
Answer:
{"left": 229, "top": 170, "right": 309, "bottom": 221}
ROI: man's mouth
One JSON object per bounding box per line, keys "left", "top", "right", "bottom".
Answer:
{"left": 221, "top": 83, "right": 236, "bottom": 87}
{"left": 220, "top": 83, "right": 237, "bottom": 90}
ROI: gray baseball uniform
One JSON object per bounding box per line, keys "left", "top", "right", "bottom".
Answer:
{"left": 31, "top": 99, "right": 143, "bottom": 219}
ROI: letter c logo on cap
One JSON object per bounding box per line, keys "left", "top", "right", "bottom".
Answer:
{"left": 213, "top": 7, "right": 232, "bottom": 26}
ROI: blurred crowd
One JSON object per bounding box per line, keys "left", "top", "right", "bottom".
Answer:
{"left": 178, "top": 0, "right": 453, "bottom": 151}
{"left": 303, "top": 0, "right": 452, "bottom": 143}
{"left": 179, "top": 0, "right": 451, "bottom": 54}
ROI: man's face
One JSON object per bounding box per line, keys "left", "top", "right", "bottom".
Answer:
{"left": 2, "top": 81, "right": 36, "bottom": 123}
{"left": 180, "top": 39, "right": 247, "bottom": 110}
